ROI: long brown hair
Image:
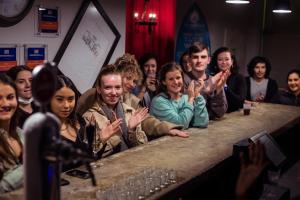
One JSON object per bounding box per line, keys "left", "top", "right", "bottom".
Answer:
{"left": 0, "top": 74, "right": 21, "bottom": 164}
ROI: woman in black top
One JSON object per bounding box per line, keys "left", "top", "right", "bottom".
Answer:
{"left": 246, "top": 56, "right": 278, "bottom": 102}
{"left": 273, "top": 69, "right": 300, "bottom": 106}
{"left": 210, "top": 47, "right": 247, "bottom": 112}
{"left": 6, "top": 65, "right": 37, "bottom": 128}
{"left": 49, "top": 75, "right": 88, "bottom": 171}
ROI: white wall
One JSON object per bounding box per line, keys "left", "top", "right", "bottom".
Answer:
{"left": 0, "top": 0, "right": 125, "bottom": 65}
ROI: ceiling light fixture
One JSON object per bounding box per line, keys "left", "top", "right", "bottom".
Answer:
{"left": 272, "top": 0, "right": 292, "bottom": 13}
{"left": 225, "top": 0, "right": 250, "bottom": 4}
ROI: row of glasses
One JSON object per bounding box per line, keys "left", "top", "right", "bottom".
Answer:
{"left": 96, "top": 167, "right": 178, "bottom": 200}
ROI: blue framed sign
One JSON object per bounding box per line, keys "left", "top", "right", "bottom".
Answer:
{"left": 0, "top": 44, "right": 19, "bottom": 71}
{"left": 24, "top": 44, "right": 47, "bottom": 69}
{"left": 175, "top": 3, "right": 211, "bottom": 62}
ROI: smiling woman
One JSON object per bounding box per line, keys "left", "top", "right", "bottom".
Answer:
{"left": 0, "top": 74, "right": 23, "bottom": 193}
{"left": 6, "top": 65, "right": 37, "bottom": 128}
{"left": 49, "top": 75, "right": 89, "bottom": 171}
{"left": 150, "top": 62, "right": 209, "bottom": 129}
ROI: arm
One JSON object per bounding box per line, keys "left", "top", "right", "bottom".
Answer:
{"left": 265, "top": 79, "right": 279, "bottom": 102}
{"left": 226, "top": 74, "right": 247, "bottom": 110}
{"left": 207, "top": 88, "right": 228, "bottom": 119}
{"left": 0, "top": 165, "right": 23, "bottom": 193}
{"left": 150, "top": 95, "right": 194, "bottom": 129}
{"left": 192, "top": 95, "right": 209, "bottom": 128}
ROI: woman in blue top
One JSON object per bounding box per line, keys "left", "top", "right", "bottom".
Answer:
{"left": 150, "top": 63, "right": 209, "bottom": 129}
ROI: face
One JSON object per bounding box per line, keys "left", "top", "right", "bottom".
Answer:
{"left": 15, "top": 70, "right": 32, "bottom": 99}
{"left": 217, "top": 51, "right": 232, "bottom": 71}
{"left": 253, "top": 63, "right": 266, "bottom": 79}
{"left": 50, "top": 86, "right": 75, "bottom": 120}
{"left": 97, "top": 74, "right": 123, "bottom": 108}
{"left": 287, "top": 73, "right": 300, "bottom": 94}
{"left": 122, "top": 72, "right": 138, "bottom": 93}
{"left": 182, "top": 54, "right": 192, "bottom": 72}
{"left": 162, "top": 70, "right": 183, "bottom": 96}
{"left": 190, "top": 49, "right": 210, "bottom": 73}
{"left": 0, "top": 83, "right": 18, "bottom": 123}
{"left": 143, "top": 58, "right": 157, "bottom": 75}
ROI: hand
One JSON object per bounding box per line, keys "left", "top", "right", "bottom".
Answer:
{"left": 194, "top": 79, "right": 204, "bottom": 97}
{"left": 145, "top": 76, "right": 157, "bottom": 92}
{"left": 99, "top": 119, "right": 122, "bottom": 143}
{"left": 254, "top": 93, "right": 265, "bottom": 102}
{"left": 235, "top": 141, "right": 269, "bottom": 199}
{"left": 168, "top": 129, "right": 189, "bottom": 138}
{"left": 213, "top": 70, "right": 229, "bottom": 94}
{"left": 187, "top": 80, "right": 195, "bottom": 103}
{"left": 128, "top": 107, "right": 149, "bottom": 130}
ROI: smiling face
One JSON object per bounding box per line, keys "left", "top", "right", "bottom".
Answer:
{"left": 287, "top": 72, "right": 300, "bottom": 95}
{"left": 0, "top": 82, "right": 18, "bottom": 125}
{"left": 190, "top": 49, "right": 210, "bottom": 73}
{"left": 253, "top": 63, "right": 267, "bottom": 80}
{"left": 162, "top": 69, "right": 183, "bottom": 99}
{"left": 50, "top": 86, "right": 76, "bottom": 121}
{"left": 122, "top": 72, "right": 138, "bottom": 93}
{"left": 97, "top": 74, "right": 123, "bottom": 108}
{"left": 143, "top": 58, "right": 157, "bottom": 76}
{"left": 15, "top": 70, "right": 32, "bottom": 100}
{"left": 217, "top": 51, "right": 232, "bottom": 72}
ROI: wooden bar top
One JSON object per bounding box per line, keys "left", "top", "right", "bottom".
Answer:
{"left": 1, "top": 103, "right": 300, "bottom": 200}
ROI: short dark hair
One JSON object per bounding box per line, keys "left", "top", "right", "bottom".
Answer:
{"left": 188, "top": 42, "right": 209, "bottom": 57}
{"left": 247, "top": 56, "right": 272, "bottom": 78}
{"left": 210, "top": 47, "right": 239, "bottom": 74}
{"left": 287, "top": 69, "right": 300, "bottom": 81}
{"left": 179, "top": 51, "right": 189, "bottom": 73}
{"left": 139, "top": 53, "right": 158, "bottom": 80}
{"left": 158, "top": 62, "right": 184, "bottom": 97}
{"left": 6, "top": 65, "right": 32, "bottom": 81}
{"left": 97, "top": 64, "right": 121, "bottom": 86}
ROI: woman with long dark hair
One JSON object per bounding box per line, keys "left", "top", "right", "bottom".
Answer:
{"left": 0, "top": 74, "right": 23, "bottom": 193}
{"left": 210, "top": 47, "right": 247, "bottom": 112}
{"left": 6, "top": 65, "right": 37, "bottom": 128}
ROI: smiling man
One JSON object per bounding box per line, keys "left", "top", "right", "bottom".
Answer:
{"left": 183, "top": 42, "right": 229, "bottom": 120}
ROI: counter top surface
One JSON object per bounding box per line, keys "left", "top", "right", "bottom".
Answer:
{"left": 1, "top": 103, "right": 300, "bottom": 199}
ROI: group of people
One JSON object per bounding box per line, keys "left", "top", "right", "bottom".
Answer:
{"left": 0, "top": 41, "right": 299, "bottom": 198}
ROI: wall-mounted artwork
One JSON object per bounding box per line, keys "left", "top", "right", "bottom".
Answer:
{"left": 24, "top": 44, "right": 48, "bottom": 69}
{"left": 0, "top": 44, "right": 19, "bottom": 71}
{"left": 35, "top": 6, "right": 60, "bottom": 37}
{"left": 54, "top": 0, "right": 120, "bottom": 93}
{"left": 175, "top": 3, "right": 211, "bottom": 62}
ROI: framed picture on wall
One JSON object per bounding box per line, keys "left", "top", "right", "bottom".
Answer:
{"left": 54, "top": 0, "right": 120, "bottom": 93}
{"left": 24, "top": 44, "right": 48, "bottom": 69}
{"left": 35, "top": 6, "right": 61, "bottom": 37}
{"left": 0, "top": 44, "right": 19, "bottom": 71}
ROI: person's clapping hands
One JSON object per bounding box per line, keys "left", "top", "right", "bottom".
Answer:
{"left": 128, "top": 107, "right": 149, "bottom": 131}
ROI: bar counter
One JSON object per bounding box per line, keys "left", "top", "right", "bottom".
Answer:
{"left": 1, "top": 103, "right": 300, "bottom": 199}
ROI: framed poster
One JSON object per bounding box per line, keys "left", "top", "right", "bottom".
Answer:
{"left": 175, "top": 3, "right": 211, "bottom": 62}
{"left": 0, "top": 44, "right": 19, "bottom": 71}
{"left": 54, "top": 0, "right": 120, "bottom": 93}
{"left": 35, "top": 6, "right": 60, "bottom": 37}
{"left": 24, "top": 44, "right": 48, "bottom": 69}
